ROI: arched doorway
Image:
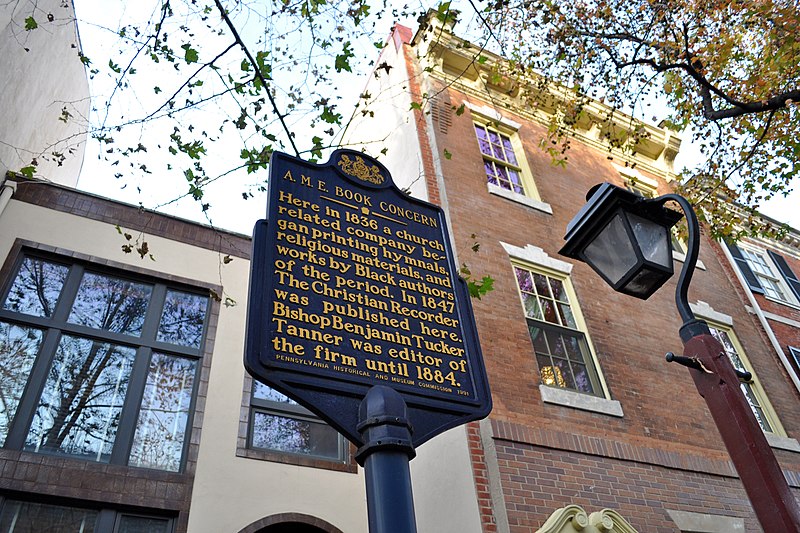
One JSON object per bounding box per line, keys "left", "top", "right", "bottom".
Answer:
{"left": 239, "top": 513, "right": 344, "bottom": 533}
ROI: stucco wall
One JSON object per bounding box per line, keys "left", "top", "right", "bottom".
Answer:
{"left": 0, "top": 192, "right": 369, "bottom": 533}
{"left": 0, "top": 0, "right": 89, "bottom": 186}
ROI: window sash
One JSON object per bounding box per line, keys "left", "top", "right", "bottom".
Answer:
{"left": 0, "top": 498, "right": 174, "bottom": 533}
{"left": 740, "top": 248, "right": 789, "bottom": 301}
{"left": 527, "top": 319, "right": 601, "bottom": 396}
{"left": 474, "top": 123, "right": 526, "bottom": 195}
{"left": 0, "top": 253, "right": 209, "bottom": 472}
{"left": 513, "top": 265, "right": 604, "bottom": 397}
{"left": 708, "top": 325, "right": 776, "bottom": 433}
{"left": 248, "top": 382, "right": 346, "bottom": 461}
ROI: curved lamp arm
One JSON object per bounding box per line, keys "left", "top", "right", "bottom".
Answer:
{"left": 646, "top": 193, "right": 700, "bottom": 325}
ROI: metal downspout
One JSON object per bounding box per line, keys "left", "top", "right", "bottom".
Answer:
{"left": 0, "top": 180, "right": 17, "bottom": 219}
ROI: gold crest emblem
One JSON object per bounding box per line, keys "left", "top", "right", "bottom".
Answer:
{"left": 337, "top": 154, "right": 384, "bottom": 185}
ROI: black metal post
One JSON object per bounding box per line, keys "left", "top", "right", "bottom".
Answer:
{"left": 356, "top": 386, "right": 417, "bottom": 533}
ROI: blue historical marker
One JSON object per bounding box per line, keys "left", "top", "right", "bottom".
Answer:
{"left": 245, "top": 150, "right": 491, "bottom": 450}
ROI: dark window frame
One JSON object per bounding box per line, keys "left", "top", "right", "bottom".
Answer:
{"left": 247, "top": 383, "right": 349, "bottom": 463}
{"left": 0, "top": 248, "right": 210, "bottom": 473}
{"left": 0, "top": 495, "right": 175, "bottom": 533}
{"left": 236, "top": 376, "right": 357, "bottom": 473}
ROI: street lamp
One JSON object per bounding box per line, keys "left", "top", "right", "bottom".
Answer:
{"left": 560, "top": 183, "right": 800, "bottom": 532}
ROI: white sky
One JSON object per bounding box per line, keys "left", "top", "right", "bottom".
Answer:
{"left": 72, "top": 1, "right": 799, "bottom": 235}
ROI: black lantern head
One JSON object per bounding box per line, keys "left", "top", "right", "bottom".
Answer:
{"left": 559, "top": 183, "right": 683, "bottom": 299}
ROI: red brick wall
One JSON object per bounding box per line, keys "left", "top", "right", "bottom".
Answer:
{"left": 424, "top": 79, "right": 800, "bottom": 529}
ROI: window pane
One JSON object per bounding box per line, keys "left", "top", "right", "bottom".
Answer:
{"left": 25, "top": 336, "right": 135, "bottom": 462}
{"left": 129, "top": 353, "right": 197, "bottom": 472}
{"left": 68, "top": 272, "right": 152, "bottom": 336}
{"left": 542, "top": 299, "right": 558, "bottom": 323}
{"left": 251, "top": 411, "right": 341, "bottom": 459}
{"left": 533, "top": 273, "right": 550, "bottom": 298}
{"left": 502, "top": 136, "right": 518, "bottom": 165}
{"left": 557, "top": 303, "right": 576, "bottom": 329}
{"left": 253, "top": 381, "right": 298, "bottom": 404}
{"left": 484, "top": 161, "right": 499, "bottom": 185}
{"left": 528, "top": 324, "right": 550, "bottom": 354}
{"left": 515, "top": 267, "right": 533, "bottom": 293}
{"left": 474, "top": 125, "right": 492, "bottom": 155}
{"left": 0, "top": 501, "right": 97, "bottom": 532}
{"left": 0, "top": 322, "right": 43, "bottom": 445}
{"left": 554, "top": 359, "right": 576, "bottom": 390}
{"left": 507, "top": 170, "right": 524, "bottom": 194}
{"left": 157, "top": 290, "right": 208, "bottom": 348}
{"left": 2, "top": 257, "right": 69, "bottom": 317}
{"left": 117, "top": 515, "right": 171, "bottom": 533}
{"left": 571, "top": 363, "right": 594, "bottom": 394}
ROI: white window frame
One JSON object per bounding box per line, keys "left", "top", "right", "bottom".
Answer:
{"left": 738, "top": 244, "right": 800, "bottom": 306}
{"left": 503, "top": 242, "right": 622, "bottom": 417}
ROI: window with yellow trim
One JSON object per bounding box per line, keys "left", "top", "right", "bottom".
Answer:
{"left": 474, "top": 122, "right": 526, "bottom": 194}
{"left": 470, "top": 110, "right": 543, "bottom": 205}
{"left": 512, "top": 265, "right": 604, "bottom": 396}
{"left": 707, "top": 323, "right": 783, "bottom": 434}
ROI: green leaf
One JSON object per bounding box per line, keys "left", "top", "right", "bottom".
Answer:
{"left": 335, "top": 41, "right": 354, "bottom": 73}
{"left": 444, "top": 149, "right": 452, "bottom": 160}
{"left": 467, "top": 276, "right": 495, "bottom": 299}
{"left": 255, "top": 51, "right": 271, "bottom": 77}
{"left": 181, "top": 43, "right": 199, "bottom": 64}
{"left": 109, "top": 60, "right": 121, "bottom": 73}
{"left": 455, "top": 103, "right": 466, "bottom": 116}
{"left": 410, "top": 102, "right": 422, "bottom": 111}
{"left": 19, "top": 166, "right": 36, "bottom": 178}
{"left": 320, "top": 106, "right": 342, "bottom": 124}
{"left": 24, "top": 17, "right": 37, "bottom": 31}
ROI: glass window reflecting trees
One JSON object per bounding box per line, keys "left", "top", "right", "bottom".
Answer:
{"left": 512, "top": 266, "right": 603, "bottom": 396}
{"left": 0, "top": 254, "right": 209, "bottom": 472}
{"left": 0, "top": 498, "right": 173, "bottom": 533}
{"left": 248, "top": 381, "right": 346, "bottom": 461}
{"left": 474, "top": 123, "right": 525, "bottom": 194}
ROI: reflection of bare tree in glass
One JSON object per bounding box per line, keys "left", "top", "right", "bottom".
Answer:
{"left": 2, "top": 258, "right": 68, "bottom": 317}
{"left": 157, "top": 290, "right": 208, "bottom": 348}
{"left": 0, "top": 323, "right": 43, "bottom": 444}
{"left": 252, "top": 412, "right": 312, "bottom": 453}
{"left": 117, "top": 515, "right": 170, "bottom": 533}
{"left": 68, "top": 273, "right": 152, "bottom": 336}
{"left": 26, "top": 336, "right": 134, "bottom": 461}
{"left": 0, "top": 500, "right": 98, "bottom": 532}
{"left": 129, "top": 354, "right": 196, "bottom": 471}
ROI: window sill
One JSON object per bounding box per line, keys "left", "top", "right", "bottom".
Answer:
{"left": 766, "top": 432, "right": 800, "bottom": 453}
{"left": 488, "top": 183, "right": 552, "bottom": 214}
{"left": 539, "top": 384, "right": 624, "bottom": 417}
{"left": 236, "top": 446, "right": 358, "bottom": 472}
{"left": 763, "top": 295, "right": 800, "bottom": 311}
{"left": 673, "top": 250, "right": 706, "bottom": 270}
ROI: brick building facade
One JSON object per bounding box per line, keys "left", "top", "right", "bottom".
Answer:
{"left": 2, "top": 7, "right": 800, "bottom": 532}
{"left": 347, "top": 12, "right": 800, "bottom": 531}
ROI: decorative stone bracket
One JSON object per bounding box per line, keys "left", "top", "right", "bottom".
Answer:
{"left": 536, "top": 505, "right": 639, "bottom": 533}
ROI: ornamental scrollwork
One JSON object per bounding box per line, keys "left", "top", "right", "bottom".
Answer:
{"left": 337, "top": 154, "right": 384, "bottom": 185}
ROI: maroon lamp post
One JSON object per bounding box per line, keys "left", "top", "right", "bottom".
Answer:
{"left": 560, "top": 183, "right": 800, "bottom": 532}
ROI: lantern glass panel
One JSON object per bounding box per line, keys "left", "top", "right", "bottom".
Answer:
{"left": 629, "top": 213, "right": 671, "bottom": 268}
{"left": 622, "top": 267, "right": 666, "bottom": 298}
{"left": 582, "top": 213, "right": 637, "bottom": 285}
